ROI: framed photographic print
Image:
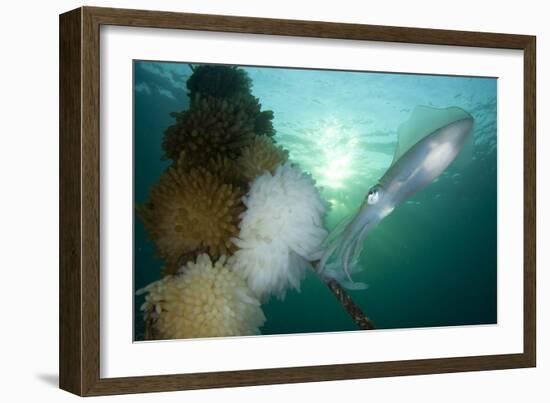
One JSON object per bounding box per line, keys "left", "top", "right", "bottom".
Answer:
{"left": 59, "top": 6, "right": 536, "bottom": 396}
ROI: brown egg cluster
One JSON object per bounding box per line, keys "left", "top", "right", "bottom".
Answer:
{"left": 237, "top": 135, "right": 289, "bottom": 181}
{"left": 176, "top": 150, "right": 245, "bottom": 188}
{"left": 163, "top": 94, "right": 264, "bottom": 163}
{"left": 186, "top": 64, "right": 252, "bottom": 100}
{"left": 137, "top": 164, "right": 244, "bottom": 274}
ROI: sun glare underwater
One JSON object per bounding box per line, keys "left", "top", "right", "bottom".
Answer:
{"left": 134, "top": 61, "right": 497, "bottom": 341}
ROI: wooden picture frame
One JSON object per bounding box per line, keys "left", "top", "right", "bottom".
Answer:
{"left": 59, "top": 6, "right": 536, "bottom": 396}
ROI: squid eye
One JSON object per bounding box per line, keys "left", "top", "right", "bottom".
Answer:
{"left": 367, "top": 188, "right": 380, "bottom": 205}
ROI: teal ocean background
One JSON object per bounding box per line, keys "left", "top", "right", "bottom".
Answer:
{"left": 134, "top": 61, "right": 497, "bottom": 339}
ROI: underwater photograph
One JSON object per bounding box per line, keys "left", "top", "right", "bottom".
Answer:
{"left": 134, "top": 61, "right": 497, "bottom": 341}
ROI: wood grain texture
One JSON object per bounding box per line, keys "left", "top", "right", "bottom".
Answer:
{"left": 80, "top": 6, "right": 102, "bottom": 396}
{"left": 523, "top": 38, "right": 536, "bottom": 367}
{"left": 84, "top": 6, "right": 532, "bottom": 49}
{"left": 84, "top": 354, "right": 530, "bottom": 396}
{"left": 59, "top": 6, "right": 537, "bottom": 396}
{"left": 59, "top": 8, "right": 83, "bottom": 396}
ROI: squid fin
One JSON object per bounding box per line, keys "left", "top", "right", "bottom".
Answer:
{"left": 392, "top": 106, "right": 473, "bottom": 166}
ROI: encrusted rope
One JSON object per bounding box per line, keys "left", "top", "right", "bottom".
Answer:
{"left": 314, "top": 268, "right": 375, "bottom": 330}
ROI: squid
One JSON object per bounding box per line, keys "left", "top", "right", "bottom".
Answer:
{"left": 316, "top": 106, "right": 474, "bottom": 289}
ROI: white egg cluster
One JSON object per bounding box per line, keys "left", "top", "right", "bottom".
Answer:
{"left": 139, "top": 254, "right": 265, "bottom": 339}
{"left": 231, "top": 162, "right": 328, "bottom": 300}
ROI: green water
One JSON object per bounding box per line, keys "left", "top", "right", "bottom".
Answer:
{"left": 134, "top": 61, "right": 497, "bottom": 339}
